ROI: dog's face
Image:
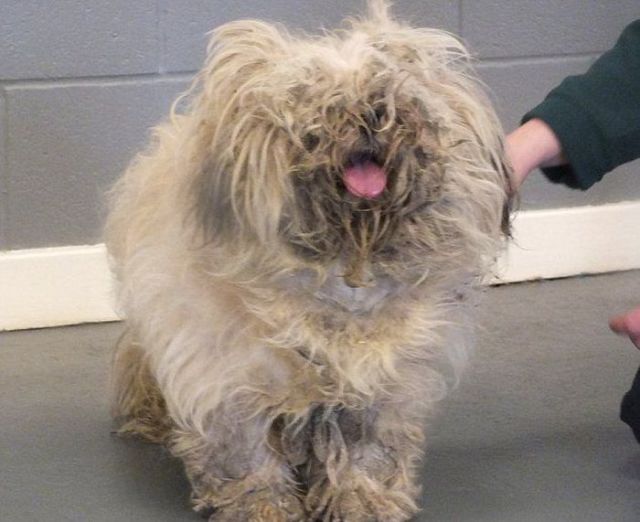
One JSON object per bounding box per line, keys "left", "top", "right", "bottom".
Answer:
{"left": 189, "top": 8, "right": 511, "bottom": 290}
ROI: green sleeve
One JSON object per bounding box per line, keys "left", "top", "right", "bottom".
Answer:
{"left": 523, "top": 20, "right": 640, "bottom": 190}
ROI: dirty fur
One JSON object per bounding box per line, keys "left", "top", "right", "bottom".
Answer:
{"left": 105, "top": 2, "right": 511, "bottom": 520}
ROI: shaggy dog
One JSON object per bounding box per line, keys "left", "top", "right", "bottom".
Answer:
{"left": 106, "top": 2, "right": 511, "bottom": 520}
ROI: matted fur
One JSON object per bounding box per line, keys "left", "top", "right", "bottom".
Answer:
{"left": 106, "top": 2, "right": 511, "bottom": 520}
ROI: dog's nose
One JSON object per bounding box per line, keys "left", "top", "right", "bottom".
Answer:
{"left": 343, "top": 260, "right": 375, "bottom": 288}
{"left": 344, "top": 276, "right": 373, "bottom": 288}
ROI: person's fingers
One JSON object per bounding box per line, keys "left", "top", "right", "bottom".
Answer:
{"left": 609, "top": 306, "right": 640, "bottom": 350}
{"left": 625, "top": 307, "right": 640, "bottom": 336}
{"left": 609, "top": 308, "right": 640, "bottom": 333}
{"left": 609, "top": 314, "right": 628, "bottom": 334}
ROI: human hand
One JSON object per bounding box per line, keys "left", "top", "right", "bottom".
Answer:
{"left": 610, "top": 306, "right": 640, "bottom": 350}
{"left": 505, "top": 118, "right": 566, "bottom": 191}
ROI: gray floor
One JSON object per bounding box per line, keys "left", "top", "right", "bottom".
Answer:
{"left": 2, "top": 272, "right": 640, "bottom": 522}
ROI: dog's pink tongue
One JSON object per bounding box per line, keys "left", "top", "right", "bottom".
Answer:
{"left": 343, "top": 161, "right": 387, "bottom": 199}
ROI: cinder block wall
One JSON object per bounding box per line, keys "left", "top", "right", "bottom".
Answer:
{"left": 1, "top": 0, "right": 639, "bottom": 250}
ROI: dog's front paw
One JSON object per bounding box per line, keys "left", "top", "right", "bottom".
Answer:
{"left": 307, "top": 476, "right": 416, "bottom": 522}
{"left": 209, "top": 488, "right": 305, "bottom": 522}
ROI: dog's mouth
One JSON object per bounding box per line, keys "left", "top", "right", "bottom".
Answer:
{"left": 343, "top": 153, "right": 387, "bottom": 199}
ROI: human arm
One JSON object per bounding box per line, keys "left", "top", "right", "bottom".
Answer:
{"left": 508, "top": 20, "right": 640, "bottom": 191}
{"left": 505, "top": 118, "right": 565, "bottom": 190}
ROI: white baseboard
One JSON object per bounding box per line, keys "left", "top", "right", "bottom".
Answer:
{"left": 2, "top": 201, "right": 640, "bottom": 331}
{"left": 0, "top": 244, "right": 119, "bottom": 331}
{"left": 495, "top": 201, "right": 640, "bottom": 283}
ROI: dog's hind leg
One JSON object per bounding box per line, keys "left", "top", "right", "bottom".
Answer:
{"left": 110, "top": 330, "right": 172, "bottom": 444}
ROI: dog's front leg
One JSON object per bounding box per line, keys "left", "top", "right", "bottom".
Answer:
{"left": 170, "top": 413, "right": 305, "bottom": 522}
{"left": 305, "top": 404, "right": 423, "bottom": 522}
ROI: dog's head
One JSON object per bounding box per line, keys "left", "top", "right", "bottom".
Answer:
{"left": 187, "top": 1, "right": 512, "bottom": 288}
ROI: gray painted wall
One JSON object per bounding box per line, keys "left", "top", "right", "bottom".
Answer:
{"left": 1, "top": 0, "right": 639, "bottom": 250}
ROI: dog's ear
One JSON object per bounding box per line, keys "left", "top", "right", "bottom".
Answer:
{"left": 187, "top": 20, "right": 290, "bottom": 121}
{"left": 461, "top": 119, "right": 514, "bottom": 240}
{"left": 494, "top": 154, "right": 517, "bottom": 238}
{"left": 191, "top": 156, "right": 236, "bottom": 243}
{"left": 190, "top": 134, "right": 290, "bottom": 247}
{"left": 184, "top": 20, "right": 291, "bottom": 245}
{"left": 199, "top": 20, "right": 289, "bottom": 100}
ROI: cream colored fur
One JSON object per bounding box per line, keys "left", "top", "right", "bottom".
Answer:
{"left": 105, "top": 2, "right": 511, "bottom": 520}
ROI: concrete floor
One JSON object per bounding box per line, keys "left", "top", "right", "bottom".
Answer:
{"left": 2, "top": 271, "right": 640, "bottom": 521}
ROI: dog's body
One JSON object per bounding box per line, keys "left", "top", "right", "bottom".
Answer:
{"left": 106, "top": 3, "right": 510, "bottom": 520}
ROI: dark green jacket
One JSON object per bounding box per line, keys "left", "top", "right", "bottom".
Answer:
{"left": 524, "top": 20, "right": 640, "bottom": 189}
